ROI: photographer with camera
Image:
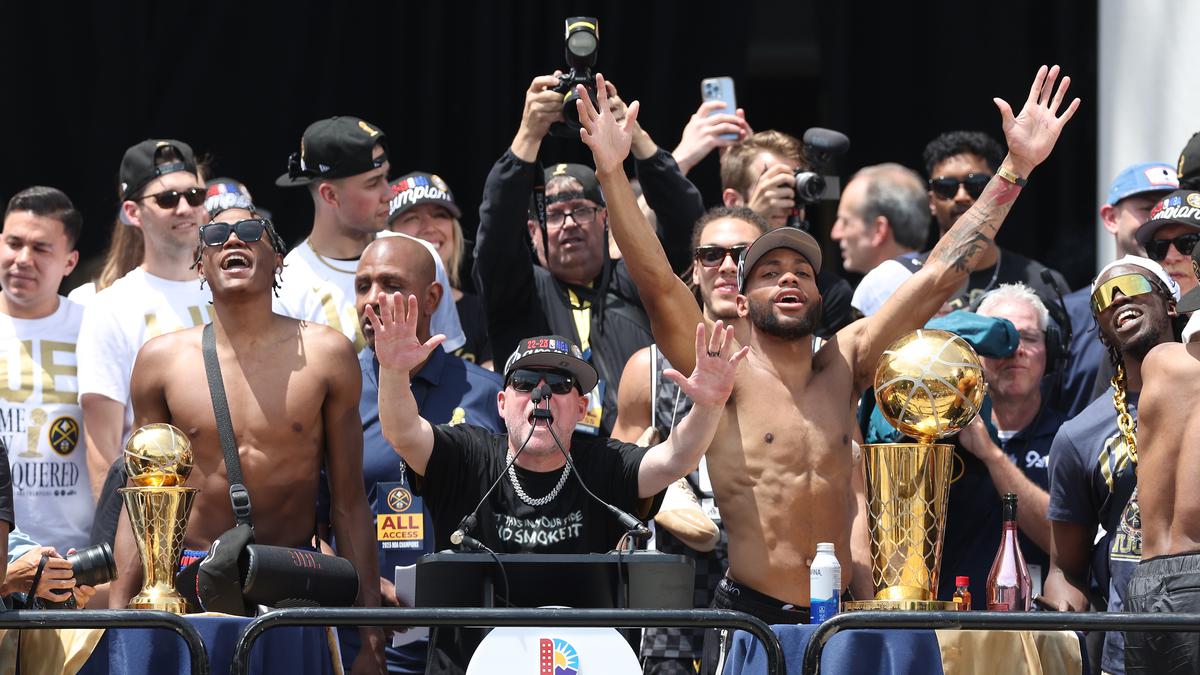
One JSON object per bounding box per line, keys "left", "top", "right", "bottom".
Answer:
{"left": 2, "top": 531, "right": 100, "bottom": 609}
{"left": 475, "top": 20, "right": 708, "bottom": 437}
{"left": 719, "top": 130, "right": 855, "bottom": 337}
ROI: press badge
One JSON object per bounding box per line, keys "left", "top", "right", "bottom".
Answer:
{"left": 376, "top": 482, "right": 424, "bottom": 550}
{"left": 575, "top": 380, "right": 606, "bottom": 435}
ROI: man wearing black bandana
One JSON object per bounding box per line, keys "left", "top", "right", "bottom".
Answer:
{"left": 474, "top": 74, "right": 707, "bottom": 437}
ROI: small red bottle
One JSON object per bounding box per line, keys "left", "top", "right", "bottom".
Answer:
{"left": 952, "top": 576, "right": 972, "bottom": 611}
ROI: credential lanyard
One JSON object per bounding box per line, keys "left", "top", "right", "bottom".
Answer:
{"left": 202, "top": 323, "right": 253, "bottom": 528}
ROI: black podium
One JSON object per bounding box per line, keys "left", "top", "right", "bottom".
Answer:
{"left": 415, "top": 551, "right": 694, "bottom": 609}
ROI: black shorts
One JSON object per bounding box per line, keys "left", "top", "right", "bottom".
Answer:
{"left": 701, "top": 577, "right": 810, "bottom": 675}
{"left": 1125, "top": 551, "right": 1200, "bottom": 675}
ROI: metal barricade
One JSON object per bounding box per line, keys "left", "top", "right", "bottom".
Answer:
{"left": 229, "top": 607, "right": 784, "bottom": 675}
{"left": 0, "top": 609, "right": 209, "bottom": 675}
{"left": 801, "top": 610, "right": 1200, "bottom": 675}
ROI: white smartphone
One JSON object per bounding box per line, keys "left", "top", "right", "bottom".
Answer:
{"left": 701, "top": 76, "right": 738, "bottom": 140}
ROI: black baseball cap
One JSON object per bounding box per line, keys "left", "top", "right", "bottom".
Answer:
{"left": 119, "top": 139, "right": 198, "bottom": 200}
{"left": 1179, "top": 131, "right": 1200, "bottom": 191}
{"left": 503, "top": 335, "right": 598, "bottom": 394}
{"left": 544, "top": 163, "right": 605, "bottom": 206}
{"left": 275, "top": 116, "right": 388, "bottom": 187}
{"left": 1135, "top": 189, "right": 1200, "bottom": 247}
{"left": 387, "top": 172, "right": 462, "bottom": 224}
{"left": 737, "top": 227, "right": 823, "bottom": 292}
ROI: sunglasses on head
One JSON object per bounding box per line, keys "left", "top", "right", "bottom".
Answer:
{"left": 1091, "top": 273, "right": 1159, "bottom": 315}
{"left": 1145, "top": 232, "right": 1200, "bottom": 262}
{"left": 137, "top": 187, "right": 207, "bottom": 209}
{"left": 929, "top": 173, "right": 991, "bottom": 200}
{"left": 694, "top": 245, "right": 748, "bottom": 268}
{"left": 200, "top": 219, "right": 269, "bottom": 247}
{"left": 507, "top": 368, "right": 577, "bottom": 395}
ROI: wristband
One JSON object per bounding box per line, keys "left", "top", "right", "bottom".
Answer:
{"left": 997, "top": 166, "right": 1027, "bottom": 187}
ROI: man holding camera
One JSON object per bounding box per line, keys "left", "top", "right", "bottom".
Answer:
{"left": 110, "top": 205, "right": 385, "bottom": 674}
{"left": 718, "top": 130, "right": 854, "bottom": 336}
{"left": 474, "top": 72, "right": 704, "bottom": 437}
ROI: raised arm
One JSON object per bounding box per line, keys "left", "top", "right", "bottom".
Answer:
{"left": 842, "top": 65, "right": 1080, "bottom": 391}
{"left": 638, "top": 322, "right": 748, "bottom": 497}
{"left": 368, "top": 292, "right": 446, "bottom": 476}
{"left": 578, "top": 74, "right": 707, "bottom": 375}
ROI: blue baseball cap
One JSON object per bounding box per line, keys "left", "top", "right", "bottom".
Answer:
{"left": 1106, "top": 162, "right": 1179, "bottom": 206}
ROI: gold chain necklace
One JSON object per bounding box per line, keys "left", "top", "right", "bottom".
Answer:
{"left": 1110, "top": 362, "right": 1138, "bottom": 465}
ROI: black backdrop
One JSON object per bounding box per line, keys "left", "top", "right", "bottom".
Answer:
{"left": 0, "top": 0, "right": 1098, "bottom": 291}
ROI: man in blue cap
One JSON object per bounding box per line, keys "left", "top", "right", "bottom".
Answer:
{"left": 1048, "top": 162, "right": 1178, "bottom": 418}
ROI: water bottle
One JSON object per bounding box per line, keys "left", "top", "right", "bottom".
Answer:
{"left": 810, "top": 542, "right": 841, "bottom": 623}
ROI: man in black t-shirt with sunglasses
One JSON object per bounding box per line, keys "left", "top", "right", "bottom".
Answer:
{"left": 369, "top": 293, "right": 746, "bottom": 556}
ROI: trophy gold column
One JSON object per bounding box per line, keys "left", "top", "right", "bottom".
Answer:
{"left": 844, "top": 329, "right": 986, "bottom": 611}
{"left": 118, "top": 423, "right": 199, "bottom": 613}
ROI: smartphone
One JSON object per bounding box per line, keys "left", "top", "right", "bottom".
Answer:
{"left": 701, "top": 77, "right": 738, "bottom": 140}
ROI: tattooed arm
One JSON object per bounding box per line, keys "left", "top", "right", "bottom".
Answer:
{"left": 838, "top": 65, "right": 1080, "bottom": 392}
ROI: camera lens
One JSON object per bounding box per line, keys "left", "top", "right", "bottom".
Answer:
{"left": 67, "top": 543, "right": 118, "bottom": 588}
{"left": 794, "top": 172, "right": 826, "bottom": 204}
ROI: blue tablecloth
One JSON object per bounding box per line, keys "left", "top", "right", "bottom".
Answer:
{"left": 77, "top": 613, "right": 337, "bottom": 675}
{"left": 725, "top": 623, "right": 1087, "bottom": 675}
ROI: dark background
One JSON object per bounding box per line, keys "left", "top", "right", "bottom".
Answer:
{"left": 0, "top": 0, "right": 1098, "bottom": 291}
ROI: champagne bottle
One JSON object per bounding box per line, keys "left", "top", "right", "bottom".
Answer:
{"left": 986, "top": 493, "right": 1031, "bottom": 611}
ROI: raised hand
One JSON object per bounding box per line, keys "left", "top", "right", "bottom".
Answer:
{"left": 512, "top": 73, "right": 566, "bottom": 161}
{"left": 364, "top": 292, "right": 446, "bottom": 373}
{"left": 993, "top": 65, "right": 1081, "bottom": 176}
{"left": 577, "top": 72, "right": 641, "bottom": 175}
{"left": 673, "top": 100, "right": 752, "bottom": 174}
{"left": 664, "top": 321, "right": 749, "bottom": 408}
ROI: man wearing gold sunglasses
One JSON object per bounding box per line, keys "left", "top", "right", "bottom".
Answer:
{"left": 1045, "top": 256, "right": 1178, "bottom": 675}
{"left": 1127, "top": 225, "right": 1200, "bottom": 674}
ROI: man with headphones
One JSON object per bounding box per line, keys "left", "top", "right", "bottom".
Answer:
{"left": 943, "top": 283, "right": 1069, "bottom": 606}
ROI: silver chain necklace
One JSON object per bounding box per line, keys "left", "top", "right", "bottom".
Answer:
{"left": 507, "top": 454, "right": 572, "bottom": 506}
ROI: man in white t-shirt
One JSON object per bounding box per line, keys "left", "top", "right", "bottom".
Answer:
{"left": 274, "top": 116, "right": 465, "bottom": 354}
{"left": 0, "top": 186, "right": 91, "bottom": 553}
{"left": 77, "top": 139, "right": 211, "bottom": 499}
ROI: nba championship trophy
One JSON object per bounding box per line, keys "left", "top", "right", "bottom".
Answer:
{"left": 118, "top": 423, "right": 198, "bottom": 613}
{"left": 844, "top": 329, "right": 985, "bottom": 611}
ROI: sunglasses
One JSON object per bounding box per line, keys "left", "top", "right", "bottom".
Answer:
{"left": 1091, "top": 273, "right": 1158, "bottom": 315}
{"left": 137, "top": 187, "right": 207, "bottom": 209}
{"left": 507, "top": 368, "right": 577, "bottom": 395}
{"left": 201, "top": 219, "right": 269, "bottom": 247}
{"left": 1145, "top": 232, "right": 1200, "bottom": 262}
{"left": 929, "top": 173, "right": 991, "bottom": 200}
{"left": 694, "top": 245, "right": 748, "bottom": 268}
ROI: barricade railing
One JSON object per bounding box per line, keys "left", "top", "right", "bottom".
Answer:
{"left": 0, "top": 609, "right": 209, "bottom": 675}
{"left": 229, "top": 607, "right": 783, "bottom": 675}
{"left": 801, "top": 610, "right": 1200, "bottom": 675}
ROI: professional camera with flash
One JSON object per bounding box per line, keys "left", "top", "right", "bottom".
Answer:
{"left": 550, "top": 17, "right": 599, "bottom": 138}
{"left": 793, "top": 127, "right": 851, "bottom": 204}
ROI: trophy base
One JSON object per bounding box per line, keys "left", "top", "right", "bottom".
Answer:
{"left": 843, "top": 599, "right": 959, "bottom": 611}
{"left": 128, "top": 587, "right": 191, "bottom": 614}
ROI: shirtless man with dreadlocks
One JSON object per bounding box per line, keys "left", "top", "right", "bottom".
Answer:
{"left": 1044, "top": 256, "right": 1179, "bottom": 675}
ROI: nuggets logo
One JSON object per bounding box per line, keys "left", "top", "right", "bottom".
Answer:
{"left": 449, "top": 407, "right": 467, "bottom": 426}
{"left": 553, "top": 164, "right": 569, "bottom": 176}
{"left": 539, "top": 638, "right": 579, "bottom": 675}
{"left": 48, "top": 416, "right": 79, "bottom": 456}
{"left": 358, "top": 120, "right": 380, "bottom": 137}
{"left": 387, "top": 487, "right": 413, "bottom": 512}
{"left": 1189, "top": 193, "right": 1200, "bottom": 209}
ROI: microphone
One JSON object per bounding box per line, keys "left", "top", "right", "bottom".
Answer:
{"left": 531, "top": 383, "right": 554, "bottom": 421}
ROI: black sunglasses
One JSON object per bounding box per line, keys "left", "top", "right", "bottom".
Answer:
{"left": 694, "top": 244, "right": 748, "bottom": 268}
{"left": 507, "top": 368, "right": 577, "bottom": 395}
{"left": 137, "top": 187, "right": 207, "bottom": 209}
{"left": 201, "top": 219, "right": 269, "bottom": 247}
{"left": 929, "top": 173, "right": 991, "bottom": 200}
{"left": 1146, "top": 232, "right": 1200, "bottom": 262}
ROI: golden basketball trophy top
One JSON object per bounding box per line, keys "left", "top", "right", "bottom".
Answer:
{"left": 844, "top": 329, "right": 985, "bottom": 611}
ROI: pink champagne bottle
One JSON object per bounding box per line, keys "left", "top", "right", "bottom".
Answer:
{"left": 985, "top": 493, "right": 1031, "bottom": 611}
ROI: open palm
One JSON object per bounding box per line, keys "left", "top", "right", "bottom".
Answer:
{"left": 665, "top": 321, "right": 749, "bottom": 408}
{"left": 577, "top": 73, "right": 640, "bottom": 175}
{"left": 365, "top": 292, "right": 445, "bottom": 372}
{"left": 995, "top": 65, "right": 1081, "bottom": 173}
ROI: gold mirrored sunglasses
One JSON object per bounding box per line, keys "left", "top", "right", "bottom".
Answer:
{"left": 1091, "top": 273, "right": 1157, "bottom": 315}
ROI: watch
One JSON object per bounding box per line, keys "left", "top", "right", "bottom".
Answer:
{"left": 996, "top": 166, "right": 1027, "bottom": 187}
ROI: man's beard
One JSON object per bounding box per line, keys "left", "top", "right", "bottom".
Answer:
{"left": 748, "top": 295, "right": 822, "bottom": 340}
{"left": 1121, "top": 320, "right": 1169, "bottom": 361}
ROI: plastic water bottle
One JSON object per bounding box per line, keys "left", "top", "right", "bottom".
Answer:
{"left": 810, "top": 542, "right": 841, "bottom": 623}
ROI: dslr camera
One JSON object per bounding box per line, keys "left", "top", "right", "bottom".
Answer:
{"left": 792, "top": 127, "right": 851, "bottom": 205}
{"left": 550, "top": 17, "right": 599, "bottom": 138}
{"left": 36, "top": 543, "right": 117, "bottom": 609}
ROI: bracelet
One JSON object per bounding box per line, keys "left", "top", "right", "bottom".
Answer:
{"left": 28, "top": 553, "right": 49, "bottom": 607}
{"left": 997, "top": 166, "right": 1027, "bottom": 187}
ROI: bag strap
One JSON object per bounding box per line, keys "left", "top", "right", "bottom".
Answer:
{"left": 202, "top": 323, "right": 253, "bottom": 528}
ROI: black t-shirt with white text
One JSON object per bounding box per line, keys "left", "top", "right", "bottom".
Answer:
{"left": 410, "top": 424, "right": 664, "bottom": 553}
